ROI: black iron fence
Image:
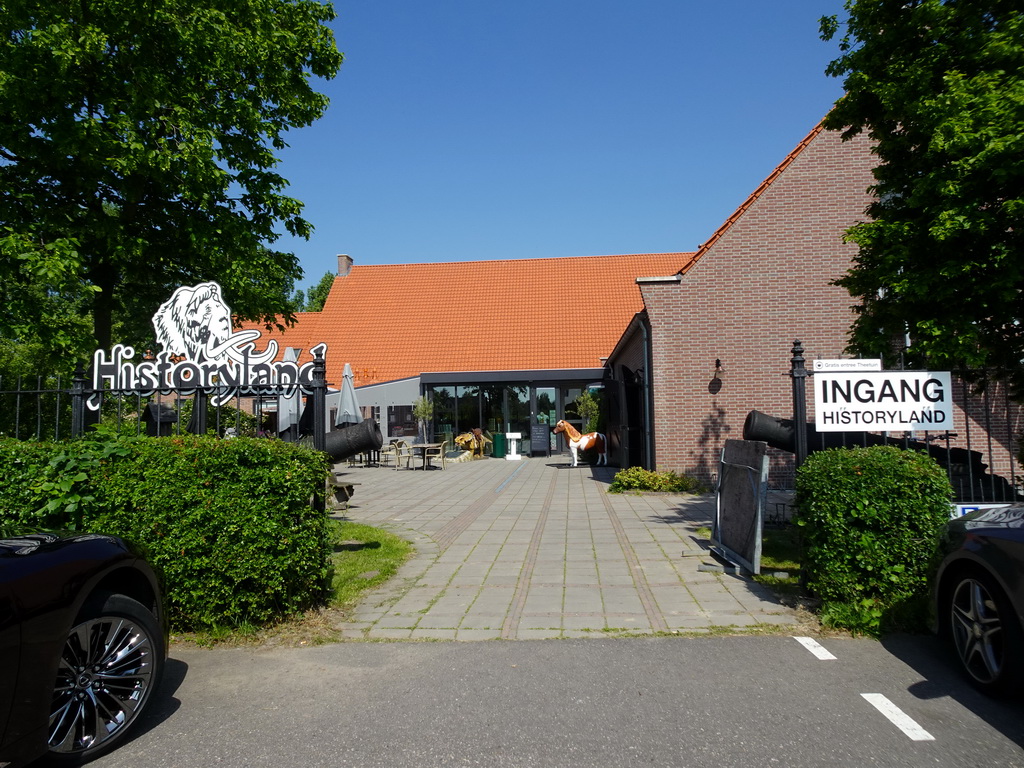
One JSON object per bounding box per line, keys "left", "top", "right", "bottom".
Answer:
{"left": 0, "top": 357, "right": 329, "bottom": 453}
{"left": 772, "top": 340, "right": 1022, "bottom": 504}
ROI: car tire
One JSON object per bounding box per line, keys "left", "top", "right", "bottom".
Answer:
{"left": 46, "top": 592, "right": 164, "bottom": 764}
{"left": 945, "top": 568, "right": 1024, "bottom": 696}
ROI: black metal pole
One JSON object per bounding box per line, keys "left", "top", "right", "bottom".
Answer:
{"left": 188, "top": 389, "right": 208, "bottom": 435}
{"left": 791, "top": 340, "right": 808, "bottom": 470}
{"left": 312, "top": 350, "right": 327, "bottom": 453}
{"left": 71, "top": 366, "right": 88, "bottom": 438}
{"left": 312, "top": 350, "right": 328, "bottom": 514}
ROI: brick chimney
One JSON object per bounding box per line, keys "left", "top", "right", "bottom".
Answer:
{"left": 337, "top": 254, "right": 353, "bottom": 276}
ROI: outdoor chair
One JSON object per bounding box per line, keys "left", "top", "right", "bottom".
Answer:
{"left": 378, "top": 440, "right": 399, "bottom": 467}
{"left": 393, "top": 440, "right": 414, "bottom": 470}
{"left": 423, "top": 440, "right": 448, "bottom": 470}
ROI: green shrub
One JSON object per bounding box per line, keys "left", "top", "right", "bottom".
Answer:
{"left": 0, "top": 430, "right": 137, "bottom": 528}
{"left": 573, "top": 391, "right": 603, "bottom": 433}
{"left": 0, "top": 433, "right": 332, "bottom": 631}
{"left": 794, "top": 445, "right": 953, "bottom": 636}
{"left": 608, "top": 466, "right": 706, "bottom": 494}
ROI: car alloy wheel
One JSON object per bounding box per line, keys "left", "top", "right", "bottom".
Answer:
{"left": 948, "top": 572, "right": 1017, "bottom": 693}
{"left": 48, "top": 593, "right": 163, "bottom": 761}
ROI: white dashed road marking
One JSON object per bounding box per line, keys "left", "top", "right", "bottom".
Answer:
{"left": 861, "top": 693, "right": 935, "bottom": 741}
{"left": 792, "top": 636, "right": 837, "bottom": 660}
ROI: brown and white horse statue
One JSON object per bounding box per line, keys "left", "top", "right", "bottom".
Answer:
{"left": 553, "top": 420, "right": 607, "bottom": 467}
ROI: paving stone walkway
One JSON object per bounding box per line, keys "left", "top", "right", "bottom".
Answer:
{"left": 330, "top": 455, "right": 800, "bottom": 640}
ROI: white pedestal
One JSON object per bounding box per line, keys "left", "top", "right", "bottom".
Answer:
{"left": 505, "top": 432, "right": 522, "bottom": 460}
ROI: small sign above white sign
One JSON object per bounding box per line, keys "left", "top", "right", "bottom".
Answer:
{"left": 812, "top": 358, "right": 883, "bottom": 372}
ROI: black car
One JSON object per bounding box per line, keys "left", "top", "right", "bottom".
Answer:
{"left": 0, "top": 527, "right": 166, "bottom": 766}
{"left": 934, "top": 505, "right": 1024, "bottom": 696}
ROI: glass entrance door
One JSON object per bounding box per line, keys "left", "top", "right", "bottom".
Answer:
{"left": 561, "top": 386, "right": 585, "bottom": 437}
{"left": 533, "top": 387, "right": 557, "bottom": 455}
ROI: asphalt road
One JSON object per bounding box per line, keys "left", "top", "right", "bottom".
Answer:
{"left": 92, "top": 634, "right": 1023, "bottom": 768}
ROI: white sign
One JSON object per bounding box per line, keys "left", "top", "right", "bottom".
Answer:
{"left": 814, "top": 370, "right": 953, "bottom": 432}
{"left": 813, "top": 358, "right": 882, "bottom": 372}
{"left": 89, "top": 282, "right": 327, "bottom": 409}
{"left": 951, "top": 503, "right": 1011, "bottom": 519}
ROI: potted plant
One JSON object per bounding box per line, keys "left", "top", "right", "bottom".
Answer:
{"left": 412, "top": 395, "right": 434, "bottom": 443}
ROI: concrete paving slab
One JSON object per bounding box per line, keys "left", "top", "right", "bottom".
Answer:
{"left": 334, "top": 456, "right": 801, "bottom": 640}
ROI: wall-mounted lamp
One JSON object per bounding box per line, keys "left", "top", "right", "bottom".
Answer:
{"left": 708, "top": 359, "right": 724, "bottom": 394}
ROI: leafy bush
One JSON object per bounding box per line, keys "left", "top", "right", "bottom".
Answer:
{"left": 794, "top": 445, "right": 953, "bottom": 636}
{"left": 0, "top": 430, "right": 137, "bottom": 528}
{"left": 608, "top": 466, "right": 706, "bottom": 494}
{"left": 573, "top": 391, "right": 602, "bottom": 433}
{"left": 0, "top": 433, "right": 332, "bottom": 631}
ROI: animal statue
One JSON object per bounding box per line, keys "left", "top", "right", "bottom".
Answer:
{"left": 455, "top": 428, "right": 492, "bottom": 458}
{"left": 553, "top": 420, "right": 607, "bottom": 467}
{"left": 472, "top": 428, "right": 492, "bottom": 456}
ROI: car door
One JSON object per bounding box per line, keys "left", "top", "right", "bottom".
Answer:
{"left": 0, "top": 551, "right": 24, "bottom": 758}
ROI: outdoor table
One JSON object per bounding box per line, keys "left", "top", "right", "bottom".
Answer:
{"left": 410, "top": 443, "right": 443, "bottom": 470}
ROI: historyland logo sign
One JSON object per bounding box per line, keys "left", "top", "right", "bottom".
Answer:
{"left": 89, "top": 282, "right": 326, "bottom": 410}
{"left": 813, "top": 370, "right": 953, "bottom": 433}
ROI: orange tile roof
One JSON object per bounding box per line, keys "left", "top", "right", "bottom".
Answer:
{"left": 240, "top": 253, "right": 690, "bottom": 388}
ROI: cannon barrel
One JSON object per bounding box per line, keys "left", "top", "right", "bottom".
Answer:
{"left": 742, "top": 410, "right": 798, "bottom": 452}
{"left": 323, "top": 418, "right": 383, "bottom": 462}
{"left": 743, "top": 410, "right": 897, "bottom": 454}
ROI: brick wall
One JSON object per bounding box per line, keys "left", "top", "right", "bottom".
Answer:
{"left": 637, "top": 126, "right": 1023, "bottom": 492}
{"left": 640, "top": 126, "right": 877, "bottom": 486}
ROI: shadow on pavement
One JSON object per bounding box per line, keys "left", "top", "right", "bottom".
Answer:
{"left": 881, "top": 632, "right": 1024, "bottom": 749}
{"left": 120, "top": 657, "right": 187, "bottom": 749}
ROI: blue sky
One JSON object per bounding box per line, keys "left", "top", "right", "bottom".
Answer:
{"left": 278, "top": 1, "right": 850, "bottom": 291}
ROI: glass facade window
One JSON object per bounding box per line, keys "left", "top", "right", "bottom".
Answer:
{"left": 432, "top": 386, "right": 456, "bottom": 439}
{"left": 421, "top": 377, "right": 603, "bottom": 457}
{"left": 387, "top": 405, "right": 415, "bottom": 439}
{"left": 482, "top": 385, "right": 504, "bottom": 434}
{"left": 505, "top": 385, "right": 530, "bottom": 440}
{"left": 457, "top": 385, "right": 480, "bottom": 433}
{"left": 562, "top": 387, "right": 584, "bottom": 435}
{"left": 535, "top": 387, "right": 557, "bottom": 452}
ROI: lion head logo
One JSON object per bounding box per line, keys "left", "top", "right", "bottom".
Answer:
{"left": 152, "top": 282, "right": 277, "bottom": 365}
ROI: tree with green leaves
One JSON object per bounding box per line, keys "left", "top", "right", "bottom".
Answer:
{"left": 0, "top": 0, "right": 343, "bottom": 362}
{"left": 292, "top": 271, "right": 336, "bottom": 312}
{"left": 412, "top": 395, "right": 434, "bottom": 443}
{"left": 821, "top": 2, "right": 1024, "bottom": 386}
{"left": 573, "top": 390, "right": 602, "bottom": 434}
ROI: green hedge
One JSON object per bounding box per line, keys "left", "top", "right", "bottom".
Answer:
{"left": 608, "top": 466, "right": 706, "bottom": 494}
{"left": 0, "top": 433, "right": 331, "bottom": 630}
{"left": 794, "top": 445, "right": 953, "bottom": 636}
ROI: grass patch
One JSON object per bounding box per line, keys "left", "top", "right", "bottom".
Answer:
{"left": 753, "top": 525, "right": 803, "bottom": 598}
{"left": 759, "top": 525, "right": 802, "bottom": 572}
{"left": 329, "top": 519, "right": 414, "bottom": 609}
{"left": 691, "top": 523, "right": 805, "bottom": 599}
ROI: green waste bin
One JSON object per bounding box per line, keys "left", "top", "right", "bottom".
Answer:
{"left": 492, "top": 432, "right": 507, "bottom": 459}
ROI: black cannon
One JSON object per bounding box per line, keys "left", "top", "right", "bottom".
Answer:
{"left": 323, "top": 418, "right": 383, "bottom": 462}
{"left": 742, "top": 410, "right": 893, "bottom": 454}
